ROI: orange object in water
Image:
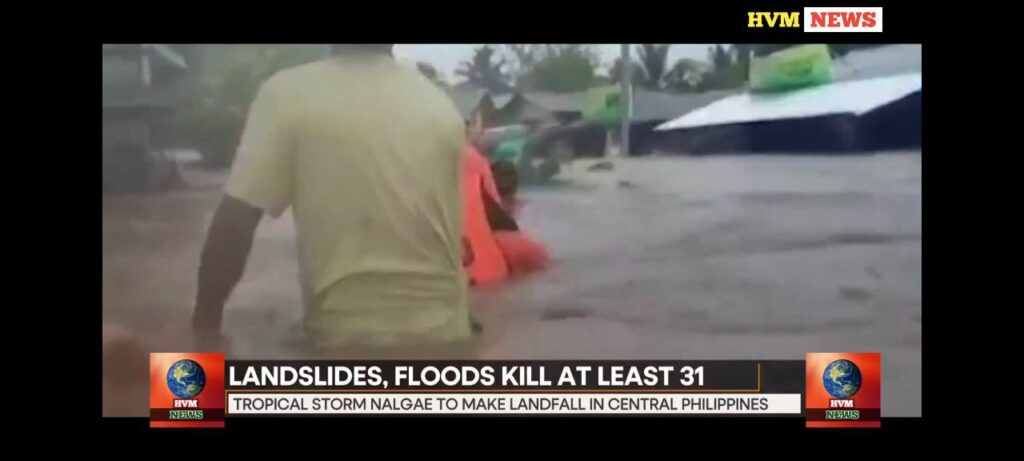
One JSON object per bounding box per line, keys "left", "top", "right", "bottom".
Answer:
{"left": 462, "top": 145, "right": 508, "bottom": 285}
{"left": 494, "top": 230, "right": 549, "bottom": 275}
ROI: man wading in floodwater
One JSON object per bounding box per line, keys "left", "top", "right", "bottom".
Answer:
{"left": 192, "top": 44, "right": 473, "bottom": 356}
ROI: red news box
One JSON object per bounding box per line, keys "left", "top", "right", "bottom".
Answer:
{"left": 150, "top": 353, "right": 225, "bottom": 428}
{"left": 805, "top": 352, "right": 881, "bottom": 428}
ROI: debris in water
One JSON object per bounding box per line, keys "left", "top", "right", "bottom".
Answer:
{"left": 838, "top": 286, "right": 872, "bottom": 302}
{"left": 542, "top": 308, "right": 593, "bottom": 321}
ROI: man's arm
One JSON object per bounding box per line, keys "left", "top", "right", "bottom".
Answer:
{"left": 192, "top": 194, "right": 263, "bottom": 334}
{"left": 191, "top": 74, "right": 290, "bottom": 340}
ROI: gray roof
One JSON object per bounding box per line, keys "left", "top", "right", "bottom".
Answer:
{"left": 448, "top": 83, "right": 521, "bottom": 118}
{"left": 491, "top": 94, "right": 515, "bottom": 108}
{"left": 102, "top": 44, "right": 188, "bottom": 109}
{"left": 449, "top": 86, "right": 738, "bottom": 125}
{"left": 653, "top": 45, "right": 922, "bottom": 132}
{"left": 144, "top": 44, "right": 187, "bottom": 69}
{"left": 449, "top": 87, "right": 489, "bottom": 118}
{"left": 630, "top": 89, "right": 737, "bottom": 123}
{"left": 518, "top": 89, "right": 737, "bottom": 123}
{"left": 657, "top": 72, "right": 921, "bottom": 131}
{"left": 832, "top": 44, "right": 921, "bottom": 82}
{"left": 520, "top": 92, "right": 586, "bottom": 112}
{"left": 103, "top": 44, "right": 188, "bottom": 69}
{"left": 505, "top": 95, "right": 559, "bottom": 122}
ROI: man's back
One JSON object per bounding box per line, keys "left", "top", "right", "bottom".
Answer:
{"left": 224, "top": 54, "right": 470, "bottom": 348}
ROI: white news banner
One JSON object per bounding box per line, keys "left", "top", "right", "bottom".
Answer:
{"left": 227, "top": 393, "right": 802, "bottom": 415}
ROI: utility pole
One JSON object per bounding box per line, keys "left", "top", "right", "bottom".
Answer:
{"left": 619, "top": 44, "right": 632, "bottom": 157}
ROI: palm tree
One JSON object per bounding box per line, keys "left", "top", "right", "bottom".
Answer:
{"left": 636, "top": 44, "right": 671, "bottom": 90}
{"left": 708, "top": 44, "right": 732, "bottom": 71}
{"left": 732, "top": 44, "right": 752, "bottom": 82}
{"left": 416, "top": 61, "right": 449, "bottom": 90}
{"left": 701, "top": 44, "right": 745, "bottom": 91}
{"left": 608, "top": 57, "right": 647, "bottom": 86}
{"left": 455, "top": 45, "right": 510, "bottom": 92}
{"left": 503, "top": 44, "right": 541, "bottom": 88}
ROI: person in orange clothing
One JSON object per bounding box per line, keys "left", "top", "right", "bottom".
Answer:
{"left": 461, "top": 128, "right": 548, "bottom": 285}
{"left": 461, "top": 141, "right": 509, "bottom": 286}
{"left": 485, "top": 155, "right": 549, "bottom": 276}
{"left": 494, "top": 227, "right": 548, "bottom": 276}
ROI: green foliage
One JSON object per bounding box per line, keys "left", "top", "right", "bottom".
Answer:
{"left": 456, "top": 45, "right": 510, "bottom": 92}
{"left": 522, "top": 45, "right": 600, "bottom": 93}
{"left": 607, "top": 57, "right": 647, "bottom": 86}
{"left": 688, "top": 44, "right": 747, "bottom": 91}
{"left": 503, "top": 44, "right": 543, "bottom": 89}
{"left": 173, "top": 45, "right": 327, "bottom": 167}
{"left": 636, "top": 44, "right": 671, "bottom": 90}
{"left": 749, "top": 44, "right": 834, "bottom": 92}
{"left": 663, "top": 58, "right": 708, "bottom": 93}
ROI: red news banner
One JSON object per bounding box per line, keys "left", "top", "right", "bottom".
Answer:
{"left": 146, "top": 358, "right": 881, "bottom": 426}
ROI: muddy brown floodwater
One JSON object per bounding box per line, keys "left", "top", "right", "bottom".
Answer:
{"left": 103, "top": 151, "right": 921, "bottom": 416}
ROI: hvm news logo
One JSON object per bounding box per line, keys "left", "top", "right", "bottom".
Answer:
{"left": 150, "top": 353, "right": 225, "bottom": 428}
{"left": 805, "top": 353, "right": 881, "bottom": 428}
{"left": 747, "top": 7, "right": 883, "bottom": 32}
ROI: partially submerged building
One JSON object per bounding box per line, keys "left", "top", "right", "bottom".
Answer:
{"left": 450, "top": 84, "right": 738, "bottom": 158}
{"left": 447, "top": 44, "right": 923, "bottom": 159}
{"left": 528, "top": 89, "right": 737, "bottom": 158}
{"left": 103, "top": 44, "right": 189, "bottom": 192}
{"left": 654, "top": 44, "right": 922, "bottom": 154}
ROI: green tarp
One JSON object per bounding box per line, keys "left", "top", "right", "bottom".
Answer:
{"left": 492, "top": 138, "right": 527, "bottom": 163}
{"left": 581, "top": 85, "right": 624, "bottom": 126}
{"left": 749, "top": 44, "right": 834, "bottom": 92}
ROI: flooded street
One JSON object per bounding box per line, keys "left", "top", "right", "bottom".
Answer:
{"left": 103, "top": 151, "right": 921, "bottom": 416}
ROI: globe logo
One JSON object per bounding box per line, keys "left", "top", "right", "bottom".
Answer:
{"left": 166, "top": 359, "right": 207, "bottom": 399}
{"left": 821, "top": 359, "right": 862, "bottom": 399}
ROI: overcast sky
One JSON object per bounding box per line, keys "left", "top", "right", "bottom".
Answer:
{"left": 393, "top": 44, "right": 714, "bottom": 81}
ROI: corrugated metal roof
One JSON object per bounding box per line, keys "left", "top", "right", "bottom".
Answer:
{"left": 491, "top": 94, "right": 515, "bottom": 108}
{"left": 144, "top": 44, "right": 187, "bottom": 69}
{"left": 832, "top": 44, "right": 921, "bottom": 82}
{"left": 507, "top": 96, "right": 559, "bottom": 122}
{"left": 521, "top": 92, "right": 585, "bottom": 112}
{"left": 517, "top": 89, "right": 734, "bottom": 122}
{"left": 631, "top": 89, "right": 736, "bottom": 123}
{"left": 655, "top": 72, "right": 921, "bottom": 131}
{"left": 447, "top": 87, "right": 745, "bottom": 126}
{"left": 449, "top": 87, "right": 489, "bottom": 118}
{"left": 103, "top": 48, "right": 186, "bottom": 109}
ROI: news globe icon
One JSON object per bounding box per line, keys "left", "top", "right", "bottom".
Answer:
{"left": 166, "top": 359, "right": 207, "bottom": 399}
{"left": 822, "top": 359, "right": 862, "bottom": 399}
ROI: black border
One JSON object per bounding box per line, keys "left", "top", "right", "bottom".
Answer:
{"left": 98, "top": 0, "right": 923, "bottom": 44}
{"left": 84, "top": 0, "right": 943, "bottom": 441}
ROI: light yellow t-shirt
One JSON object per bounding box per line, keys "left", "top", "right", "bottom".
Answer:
{"left": 225, "top": 55, "right": 470, "bottom": 348}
